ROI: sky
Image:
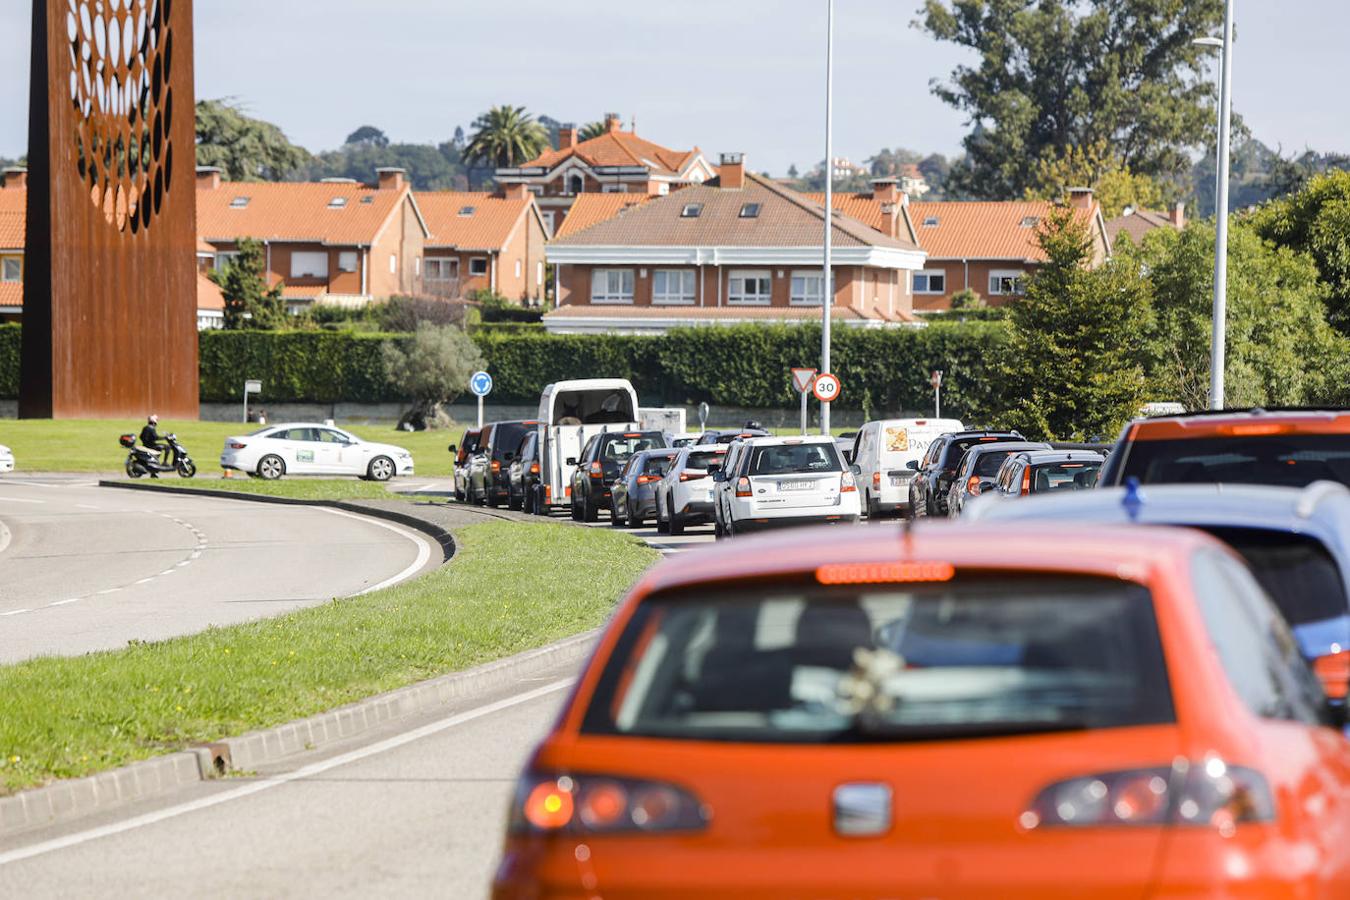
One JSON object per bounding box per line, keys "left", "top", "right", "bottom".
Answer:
{"left": 1, "top": 0, "right": 1347, "bottom": 176}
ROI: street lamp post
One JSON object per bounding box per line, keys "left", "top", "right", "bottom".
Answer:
{"left": 820, "top": 0, "right": 834, "bottom": 435}
{"left": 1194, "top": 1, "right": 1235, "bottom": 410}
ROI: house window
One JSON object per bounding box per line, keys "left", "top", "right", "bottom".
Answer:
{"left": 213, "top": 251, "right": 240, "bottom": 271}
{"left": 922, "top": 215, "right": 939, "bottom": 227}
{"left": 290, "top": 251, "right": 329, "bottom": 279}
{"left": 913, "top": 270, "right": 947, "bottom": 294}
{"left": 789, "top": 271, "right": 824, "bottom": 306}
{"left": 328, "top": 197, "right": 347, "bottom": 208}
{"left": 515, "top": 259, "right": 523, "bottom": 278}
{"left": 229, "top": 196, "right": 250, "bottom": 208}
{"left": 739, "top": 203, "right": 762, "bottom": 219}
{"left": 652, "top": 269, "right": 695, "bottom": 305}
{"left": 728, "top": 270, "right": 772, "bottom": 305}
{"left": 537, "top": 261, "right": 544, "bottom": 285}
{"left": 469, "top": 257, "right": 489, "bottom": 276}
{"left": 1, "top": 256, "right": 21, "bottom": 282}
{"left": 541, "top": 211, "right": 556, "bottom": 234}
{"left": 602, "top": 184, "right": 627, "bottom": 194}
{"left": 425, "top": 258, "right": 458, "bottom": 281}
{"left": 988, "top": 270, "right": 1026, "bottom": 296}
{"left": 591, "top": 268, "right": 635, "bottom": 304}
{"left": 681, "top": 203, "right": 703, "bottom": 218}
{"left": 567, "top": 174, "right": 585, "bottom": 195}
{"left": 389, "top": 254, "right": 398, "bottom": 274}
{"left": 1020, "top": 216, "right": 1039, "bottom": 228}
{"left": 458, "top": 206, "right": 476, "bottom": 217}
{"left": 337, "top": 251, "right": 358, "bottom": 273}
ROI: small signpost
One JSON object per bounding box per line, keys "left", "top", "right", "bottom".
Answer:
{"left": 812, "top": 372, "right": 841, "bottom": 403}
{"left": 470, "top": 371, "right": 493, "bottom": 428}
{"left": 931, "top": 369, "right": 943, "bottom": 419}
{"left": 698, "top": 401, "right": 711, "bottom": 432}
{"left": 242, "top": 379, "right": 262, "bottom": 423}
{"left": 792, "top": 367, "right": 818, "bottom": 434}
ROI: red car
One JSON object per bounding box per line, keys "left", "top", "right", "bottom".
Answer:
{"left": 493, "top": 523, "right": 1350, "bottom": 898}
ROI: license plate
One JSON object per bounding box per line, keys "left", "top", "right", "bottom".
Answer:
{"left": 889, "top": 475, "right": 907, "bottom": 486}
{"left": 780, "top": 480, "right": 815, "bottom": 491}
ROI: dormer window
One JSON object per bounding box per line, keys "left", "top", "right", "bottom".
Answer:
{"left": 739, "top": 203, "right": 762, "bottom": 219}
{"left": 680, "top": 203, "right": 703, "bottom": 218}
{"left": 328, "top": 197, "right": 348, "bottom": 208}
{"left": 230, "top": 196, "right": 250, "bottom": 208}
{"left": 458, "top": 206, "right": 476, "bottom": 216}
{"left": 1020, "top": 215, "right": 1039, "bottom": 227}
{"left": 922, "top": 215, "right": 939, "bottom": 227}
{"left": 360, "top": 196, "right": 375, "bottom": 204}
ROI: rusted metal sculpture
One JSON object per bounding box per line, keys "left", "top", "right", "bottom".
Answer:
{"left": 21, "top": 0, "right": 198, "bottom": 419}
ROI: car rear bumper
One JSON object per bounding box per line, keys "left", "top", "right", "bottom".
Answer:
{"left": 678, "top": 499, "right": 715, "bottom": 518}
{"left": 733, "top": 513, "right": 859, "bottom": 532}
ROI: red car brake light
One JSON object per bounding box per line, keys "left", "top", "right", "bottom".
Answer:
{"left": 735, "top": 476, "right": 752, "bottom": 498}
{"left": 679, "top": 471, "right": 706, "bottom": 482}
{"left": 637, "top": 475, "right": 661, "bottom": 484}
{"left": 1021, "top": 468, "right": 1031, "bottom": 495}
{"left": 511, "top": 772, "right": 707, "bottom": 835}
{"left": 491, "top": 460, "right": 501, "bottom": 473}
{"left": 229, "top": 442, "right": 247, "bottom": 450}
{"left": 590, "top": 461, "right": 603, "bottom": 477}
{"left": 1314, "top": 649, "right": 1350, "bottom": 699}
{"left": 1022, "top": 761, "right": 1274, "bottom": 832}
{"left": 817, "top": 561, "right": 955, "bottom": 585}
{"left": 529, "top": 462, "right": 540, "bottom": 475}
{"left": 872, "top": 472, "right": 881, "bottom": 489}
{"left": 841, "top": 470, "right": 857, "bottom": 493}
{"left": 966, "top": 475, "right": 981, "bottom": 495}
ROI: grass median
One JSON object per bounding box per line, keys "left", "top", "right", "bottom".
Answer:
{"left": 123, "top": 477, "right": 398, "bottom": 502}
{"left": 0, "top": 521, "right": 657, "bottom": 795}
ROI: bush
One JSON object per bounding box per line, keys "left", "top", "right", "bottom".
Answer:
{"left": 0, "top": 324, "right": 18, "bottom": 398}
{"left": 472, "top": 289, "right": 544, "bottom": 324}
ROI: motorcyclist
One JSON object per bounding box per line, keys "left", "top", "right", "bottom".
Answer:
{"left": 139, "top": 414, "right": 168, "bottom": 474}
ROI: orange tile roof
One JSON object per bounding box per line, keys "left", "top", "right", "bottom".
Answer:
{"left": 553, "top": 193, "right": 654, "bottom": 239}
{"left": 0, "top": 189, "right": 25, "bottom": 248}
{"left": 545, "top": 304, "right": 915, "bottom": 324}
{"left": 197, "top": 181, "right": 411, "bottom": 245}
{"left": 909, "top": 201, "right": 1097, "bottom": 261}
{"left": 521, "top": 128, "right": 697, "bottom": 176}
{"left": 416, "top": 192, "right": 534, "bottom": 251}
{"left": 552, "top": 173, "right": 920, "bottom": 252}
{"left": 197, "top": 273, "right": 225, "bottom": 311}
{"left": 804, "top": 192, "right": 887, "bottom": 232}
{"left": 0, "top": 281, "right": 20, "bottom": 308}
{"left": 1105, "top": 209, "right": 1176, "bottom": 246}
{"left": 276, "top": 283, "right": 327, "bottom": 299}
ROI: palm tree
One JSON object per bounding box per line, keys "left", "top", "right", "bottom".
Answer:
{"left": 463, "top": 106, "right": 549, "bottom": 169}
{"left": 577, "top": 121, "right": 608, "bottom": 142}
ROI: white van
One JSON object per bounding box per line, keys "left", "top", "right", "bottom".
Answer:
{"left": 533, "top": 379, "right": 642, "bottom": 514}
{"left": 851, "top": 417, "right": 964, "bottom": 517}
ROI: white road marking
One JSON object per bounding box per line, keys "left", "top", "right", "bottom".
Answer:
{"left": 47, "top": 599, "right": 79, "bottom": 607}
{"left": 0, "top": 496, "right": 44, "bottom": 504}
{"left": 317, "top": 507, "right": 433, "bottom": 595}
{"left": 95, "top": 588, "right": 120, "bottom": 596}
{"left": 0, "top": 609, "right": 31, "bottom": 617}
{"left": 0, "top": 521, "right": 10, "bottom": 557}
{"left": 74, "top": 504, "right": 101, "bottom": 511}
{"left": 135, "top": 578, "right": 155, "bottom": 585}
{"left": 158, "top": 570, "right": 176, "bottom": 577}
{"left": 0, "top": 679, "right": 572, "bottom": 867}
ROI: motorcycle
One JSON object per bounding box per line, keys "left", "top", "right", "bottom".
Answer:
{"left": 120, "top": 433, "right": 197, "bottom": 479}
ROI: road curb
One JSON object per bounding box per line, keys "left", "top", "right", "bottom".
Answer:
{"left": 0, "top": 630, "right": 596, "bottom": 840}
{"left": 96, "top": 480, "right": 455, "bottom": 560}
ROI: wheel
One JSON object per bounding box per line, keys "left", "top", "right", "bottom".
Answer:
{"left": 508, "top": 488, "right": 523, "bottom": 512}
{"left": 656, "top": 507, "right": 670, "bottom": 534}
{"left": 257, "top": 454, "right": 285, "bottom": 481}
{"left": 367, "top": 456, "right": 395, "bottom": 482}
{"left": 669, "top": 498, "right": 686, "bottom": 535}
{"left": 177, "top": 460, "right": 197, "bottom": 479}
{"left": 714, "top": 515, "right": 724, "bottom": 538}
{"left": 487, "top": 491, "right": 501, "bottom": 508}
{"left": 533, "top": 486, "right": 551, "bottom": 517}
{"left": 610, "top": 498, "right": 627, "bottom": 527}
{"left": 628, "top": 501, "right": 644, "bottom": 530}
{"left": 454, "top": 483, "right": 465, "bottom": 503}
{"left": 866, "top": 491, "right": 879, "bottom": 519}
{"left": 582, "top": 492, "right": 599, "bottom": 523}
{"left": 125, "top": 457, "right": 144, "bottom": 478}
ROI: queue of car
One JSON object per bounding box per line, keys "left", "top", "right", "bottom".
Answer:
{"left": 483, "top": 401, "right": 1350, "bottom": 897}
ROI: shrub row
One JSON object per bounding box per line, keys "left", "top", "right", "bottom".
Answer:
{"left": 0, "top": 322, "right": 1006, "bottom": 419}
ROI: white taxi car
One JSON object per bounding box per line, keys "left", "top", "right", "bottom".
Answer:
{"left": 715, "top": 435, "right": 860, "bottom": 535}
{"left": 220, "top": 423, "right": 414, "bottom": 481}
{"left": 0, "top": 443, "right": 13, "bottom": 474}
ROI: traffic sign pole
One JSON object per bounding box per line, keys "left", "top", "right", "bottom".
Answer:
{"left": 800, "top": 389, "right": 809, "bottom": 435}
{"left": 791, "top": 368, "right": 818, "bottom": 436}
{"left": 469, "top": 371, "right": 493, "bottom": 428}
{"left": 931, "top": 370, "right": 943, "bottom": 419}
{"left": 477, "top": 395, "right": 483, "bottom": 428}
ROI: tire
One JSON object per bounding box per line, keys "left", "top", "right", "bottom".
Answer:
{"left": 521, "top": 486, "right": 533, "bottom": 515}
{"left": 669, "top": 498, "right": 686, "bottom": 536}
{"left": 177, "top": 460, "right": 197, "bottom": 479}
{"left": 508, "top": 491, "right": 523, "bottom": 512}
{"left": 866, "top": 491, "right": 879, "bottom": 519}
{"left": 533, "top": 486, "right": 551, "bottom": 517}
{"left": 368, "top": 456, "right": 395, "bottom": 483}
{"left": 454, "top": 484, "right": 465, "bottom": 503}
{"left": 610, "top": 498, "right": 627, "bottom": 527}
{"left": 628, "top": 501, "right": 644, "bottom": 530}
{"left": 570, "top": 492, "right": 582, "bottom": 521}
{"left": 582, "top": 492, "right": 599, "bottom": 523}
{"left": 126, "top": 457, "right": 144, "bottom": 478}
{"left": 257, "top": 454, "right": 285, "bottom": 481}
{"left": 714, "top": 515, "right": 724, "bottom": 539}
{"left": 656, "top": 508, "right": 670, "bottom": 534}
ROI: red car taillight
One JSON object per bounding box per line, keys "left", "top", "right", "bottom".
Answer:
{"left": 510, "top": 772, "right": 707, "bottom": 835}
{"left": 872, "top": 472, "right": 881, "bottom": 490}
{"left": 491, "top": 459, "right": 501, "bottom": 473}
{"left": 1021, "top": 468, "right": 1031, "bottom": 495}
{"left": 841, "top": 470, "right": 857, "bottom": 493}
{"left": 589, "top": 461, "right": 603, "bottom": 477}
{"left": 679, "top": 471, "right": 706, "bottom": 482}
{"left": 735, "top": 476, "right": 752, "bottom": 498}
{"left": 1022, "top": 760, "right": 1274, "bottom": 832}
{"left": 1314, "top": 649, "right": 1350, "bottom": 699}
{"left": 529, "top": 462, "right": 540, "bottom": 475}
{"left": 637, "top": 475, "right": 661, "bottom": 484}
{"left": 966, "top": 475, "right": 981, "bottom": 495}
{"left": 229, "top": 442, "right": 247, "bottom": 450}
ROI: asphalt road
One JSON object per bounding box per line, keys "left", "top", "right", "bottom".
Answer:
{"left": 0, "top": 660, "right": 574, "bottom": 899}
{"left": 0, "top": 476, "right": 435, "bottom": 663}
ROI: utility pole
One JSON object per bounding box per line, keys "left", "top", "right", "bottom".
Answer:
{"left": 820, "top": 0, "right": 835, "bottom": 435}
{"left": 1209, "top": 0, "right": 1235, "bottom": 410}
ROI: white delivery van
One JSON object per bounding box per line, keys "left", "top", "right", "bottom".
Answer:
{"left": 533, "top": 379, "right": 642, "bottom": 514}
{"left": 639, "top": 407, "right": 687, "bottom": 436}
{"left": 851, "top": 417, "right": 964, "bottom": 517}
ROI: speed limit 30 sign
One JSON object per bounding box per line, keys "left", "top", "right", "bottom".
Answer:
{"left": 812, "top": 373, "right": 842, "bottom": 403}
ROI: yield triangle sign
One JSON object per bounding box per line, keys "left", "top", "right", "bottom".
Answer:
{"left": 791, "top": 367, "right": 818, "bottom": 393}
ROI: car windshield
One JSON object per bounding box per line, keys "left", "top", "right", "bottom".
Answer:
{"left": 974, "top": 450, "right": 1017, "bottom": 477}
{"left": 1032, "top": 461, "right": 1102, "bottom": 491}
{"left": 1202, "top": 527, "right": 1347, "bottom": 627}
{"left": 582, "top": 576, "right": 1173, "bottom": 744}
{"left": 1117, "top": 434, "right": 1350, "bottom": 488}
{"left": 686, "top": 450, "right": 726, "bottom": 471}
{"left": 642, "top": 455, "right": 677, "bottom": 477}
{"left": 601, "top": 434, "right": 665, "bottom": 463}
{"left": 491, "top": 423, "right": 532, "bottom": 460}
{"left": 749, "top": 443, "right": 842, "bottom": 476}
{"left": 943, "top": 436, "right": 1017, "bottom": 468}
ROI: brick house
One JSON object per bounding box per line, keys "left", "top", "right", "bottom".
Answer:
{"left": 1106, "top": 204, "right": 1185, "bottom": 246}
{"left": 811, "top": 185, "right": 1111, "bottom": 311}
{"left": 414, "top": 186, "right": 550, "bottom": 304}
{"left": 196, "top": 166, "right": 429, "bottom": 312}
{"left": 494, "top": 114, "right": 716, "bottom": 236}
{"left": 544, "top": 154, "right": 927, "bottom": 334}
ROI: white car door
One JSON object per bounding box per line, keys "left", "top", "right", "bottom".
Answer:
{"left": 284, "top": 428, "right": 327, "bottom": 474}
{"left": 316, "top": 428, "right": 357, "bottom": 474}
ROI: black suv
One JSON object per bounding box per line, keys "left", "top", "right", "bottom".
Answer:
{"left": 695, "top": 426, "right": 771, "bottom": 445}
{"left": 449, "top": 427, "right": 481, "bottom": 503}
{"left": 507, "top": 431, "right": 542, "bottom": 513}
{"left": 569, "top": 430, "right": 668, "bottom": 521}
{"left": 908, "top": 430, "right": 1025, "bottom": 517}
{"left": 469, "top": 420, "right": 540, "bottom": 507}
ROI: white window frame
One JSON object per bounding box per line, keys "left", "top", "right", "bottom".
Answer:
{"left": 469, "top": 257, "right": 489, "bottom": 277}
{"left": 541, "top": 211, "right": 556, "bottom": 234}
{"left": 515, "top": 259, "right": 523, "bottom": 278}
{"left": 652, "top": 269, "right": 695, "bottom": 305}
{"left": 425, "top": 258, "right": 459, "bottom": 282}
{"left": 602, "top": 184, "right": 627, "bottom": 194}
{"left": 590, "top": 268, "right": 635, "bottom": 305}
{"left": 213, "top": 251, "right": 240, "bottom": 272}
{"left": 789, "top": 270, "right": 824, "bottom": 306}
{"left": 337, "top": 251, "right": 358, "bottom": 273}
{"left": 0, "top": 256, "right": 20, "bottom": 282}
{"left": 727, "top": 269, "right": 772, "bottom": 306}
{"left": 988, "top": 269, "right": 1026, "bottom": 296}
{"left": 388, "top": 254, "right": 398, "bottom": 275}
{"left": 913, "top": 269, "right": 947, "bottom": 295}
{"left": 290, "top": 251, "right": 329, "bottom": 279}
{"left": 536, "top": 261, "right": 544, "bottom": 285}
{"left": 566, "top": 173, "right": 585, "bottom": 196}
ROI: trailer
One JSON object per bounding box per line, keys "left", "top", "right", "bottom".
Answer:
{"left": 639, "top": 406, "right": 687, "bottom": 435}
{"left": 531, "top": 379, "right": 642, "bottom": 514}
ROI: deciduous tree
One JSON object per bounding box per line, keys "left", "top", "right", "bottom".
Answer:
{"left": 382, "top": 323, "right": 486, "bottom": 430}
{"left": 195, "top": 99, "right": 310, "bottom": 182}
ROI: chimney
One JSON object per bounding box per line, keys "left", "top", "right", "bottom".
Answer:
{"left": 501, "top": 183, "right": 528, "bottom": 200}
{"left": 719, "top": 152, "right": 745, "bottom": 190}
{"left": 1, "top": 167, "right": 26, "bottom": 190}
{"left": 1068, "top": 187, "right": 1094, "bottom": 210}
{"left": 870, "top": 177, "right": 899, "bottom": 203}
{"left": 558, "top": 122, "right": 577, "bottom": 150}
{"left": 195, "top": 166, "right": 222, "bottom": 190}
{"left": 604, "top": 112, "right": 622, "bottom": 134}
{"left": 376, "top": 167, "right": 407, "bottom": 191}
{"left": 1170, "top": 202, "right": 1185, "bottom": 229}
{"left": 879, "top": 201, "right": 901, "bottom": 239}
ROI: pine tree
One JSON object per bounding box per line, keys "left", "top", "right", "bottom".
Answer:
{"left": 209, "top": 238, "right": 286, "bottom": 330}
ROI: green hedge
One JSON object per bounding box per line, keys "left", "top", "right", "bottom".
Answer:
{"left": 1, "top": 322, "right": 1006, "bottom": 419}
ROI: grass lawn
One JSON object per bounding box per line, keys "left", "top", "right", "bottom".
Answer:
{"left": 0, "top": 419, "right": 459, "bottom": 477}
{"left": 0, "top": 521, "right": 656, "bottom": 795}
{"left": 125, "top": 477, "right": 398, "bottom": 502}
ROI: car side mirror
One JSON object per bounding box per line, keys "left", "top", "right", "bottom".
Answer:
{"left": 712, "top": 470, "right": 726, "bottom": 483}
{"left": 566, "top": 457, "right": 577, "bottom": 467}
{"left": 850, "top": 463, "right": 862, "bottom": 476}
{"left": 906, "top": 460, "right": 919, "bottom": 471}
{"left": 447, "top": 444, "right": 457, "bottom": 455}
